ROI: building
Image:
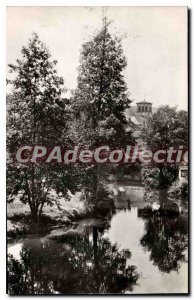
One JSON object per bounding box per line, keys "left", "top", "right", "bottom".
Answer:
{"left": 179, "top": 163, "right": 188, "bottom": 183}
{"left": 126, "top": 100, "right": 188, "bottom": 181}
{"left": 125, "top": 99, "right": 157, "bottom": 137}
{"left": 136, "top": 100, "right": 153, "bottom": 116}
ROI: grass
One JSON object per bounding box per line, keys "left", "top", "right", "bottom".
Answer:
{"left": 7, "top": 191, "right": 88, "bottom": 238}
{"left": 43, "top": 192, "right": 87, "bottom": 221}
{"left": 7, "top": 201, "right": 31, "bottom": 219}
{"left": 8, "top": 192, "right": 87, "bottom": 219}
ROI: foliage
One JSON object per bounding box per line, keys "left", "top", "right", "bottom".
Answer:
{"left": 141, "top": 106, "right": 188, "bottom": 204}
{"left": 7, "top": 33, "right": 73, "bottom": 220}
{"left": 168, "top": 180, "right": 188, "bottom": 205}
{"left": 142, "top": 166, "right": 179, "bottom": 191}
{"left": 72, "top": 18, "right": 131, "bottom": 147}
{"left": 141, "top": 105, "right": 188, "bottom": 148}
{"left": 69, "top": 18, "right": 132, "bottom": 202}
{"left": 7, "top": 191, "right": 87, "bottom": 223}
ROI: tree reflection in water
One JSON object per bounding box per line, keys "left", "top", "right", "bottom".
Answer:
{"left": 8, "top": 227, "right": 139, "bottom": 295}
{"left": 140, "top": 214, "right": 188, "bottom": 273}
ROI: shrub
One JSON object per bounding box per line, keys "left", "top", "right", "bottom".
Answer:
{"left": 168, "top": 179, "right": 188, "bottom": 205}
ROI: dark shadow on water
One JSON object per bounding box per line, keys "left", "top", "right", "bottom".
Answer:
{"left": 139, "top": 213, "right": 188, "bottom": 273}
{"left": 7, "top": 183, "right": 188, "bottom": 295}
{"left": 8, "top": 226, "right": 139, "bottom": 295}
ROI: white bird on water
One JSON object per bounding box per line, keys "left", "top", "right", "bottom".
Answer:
{"left": 152, "top": 202, "right": 160, "bottom": 211}
{"left": 118, "top": 186, "right": 125, "bottom": 192}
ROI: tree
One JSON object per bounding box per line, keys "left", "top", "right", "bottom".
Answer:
{"left": 141, "top": 106, "right": 188, "bottom": 206}
{"left": 70, "top": 18, "right": 132, "bottom": 204}
{"left": 168, "top": 179, "right": 188, "bottom": 207}
{"left": 141, "top": 106, "right": 188, "bottom": 149}
{"left": 7, "top": 33, "right": 71, "bottom": 221}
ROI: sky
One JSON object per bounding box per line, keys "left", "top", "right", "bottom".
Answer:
{"left": 6, "top": 6, "right": 188, "bottom": 110}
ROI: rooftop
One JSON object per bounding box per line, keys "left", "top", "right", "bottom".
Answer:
{"left": 125, "top": 106, "right": 157, "bottom": 124}
{"left": 136, "top": 100, "right": 153, "bottom": 105}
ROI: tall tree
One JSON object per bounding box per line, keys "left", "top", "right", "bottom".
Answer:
{"left": 70, "top": 18, "right": 132, "bottom": 203}
{"left": 7, "top": 33, "right": 71, "bottom": 221}
{"left": 73, "top": 17, "right": 131, "bottom": 145}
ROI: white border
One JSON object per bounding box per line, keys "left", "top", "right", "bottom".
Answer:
{"left": 1, "top": 0, "right": 193, "bottom": 299}
{"left": 3, "top": 0, "right": 194, "bottom": 6}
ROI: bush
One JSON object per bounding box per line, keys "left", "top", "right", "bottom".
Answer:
{"left": 142, "top": 166, "right": 179, "bottom": 190}
{"left": 168, "top": 179, "right": 188, "bottom": 205}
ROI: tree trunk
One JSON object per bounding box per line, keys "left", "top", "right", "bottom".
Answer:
{"left": 93, "top": 227, "right": 98, "bottom": 263}
{"left": 159, "top": 166, "right": 167, "bottom": 208}
{"left": 159, "top": 189, "right": 167, "bottom": 209}
{"left": 92, "top": 165, "right": 101, "bottom": 215}
{"left": 31, "top": 207, "right": 38, "bottom": 223}
{"left": 93, "top": 227, "right": 100, "bottom": 292}
{"left": 39, "top": 202, "right": 44, "bottom": 217}
{"left": 30, "top": 200, "right": 40, "bottom": 223}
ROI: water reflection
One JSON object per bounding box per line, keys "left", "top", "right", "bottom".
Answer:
{"left": 8, "top": 229, "right": 139, "bottom": 295}
{"left": 8, "top": 185, "right": 188, "bottom": 294}
{"left": 105, "top": 208, "right": 188, "bottom": 293}
{"left": 140, "top": 214, "right": 188, "bottom": 273}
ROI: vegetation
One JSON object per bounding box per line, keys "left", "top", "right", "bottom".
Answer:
{"left": 141, "top": 106, "right": 188, "bottom": 206}
{"left": 7, "top": 33, "right": 71, "bottom": 221}
{"left": 7, "top": 19, "right": 133, "bottom": 223}
{"left": 168, "top": 180, "right": 188, "bottom": 206}
{"left": 7, "top": 26, "right": 188, "bottom": 223}
{"left": 7, "top": 33, "right": 83, "bottom": 221}
{"left": 69, "top": 17, "right": 132, "bottom": 206}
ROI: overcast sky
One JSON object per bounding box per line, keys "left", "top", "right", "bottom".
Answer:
{"left": 6, "top": 6, "right": 188, "bottom": 110}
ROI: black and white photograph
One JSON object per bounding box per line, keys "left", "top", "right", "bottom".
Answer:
{"left": 6, "top": 6, "right": 189, "bottom": 295}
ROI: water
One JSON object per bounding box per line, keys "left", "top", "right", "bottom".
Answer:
{"left": 7, "top": 186, "right": 188, "bottom": 295}
{"left": 104, "top": 208, "right": 188, "bottom": 294}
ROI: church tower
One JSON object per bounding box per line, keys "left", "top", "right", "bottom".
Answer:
{"left": 136, "top": 99, "right": 152, "bottom": 116}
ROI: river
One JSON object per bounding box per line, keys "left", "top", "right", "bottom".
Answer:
{"left": 7, "top": 185, "right": 188, "bottom": 295}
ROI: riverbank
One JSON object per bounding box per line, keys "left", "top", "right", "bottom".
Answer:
{"left": 7, "top": 206, "right": 188, "bottom": 294}
{"left": 7, "top": 190, "right": 115, "bottom": 240}
{"left": 7, "top": 192, "right": 90, "bottom": 240}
